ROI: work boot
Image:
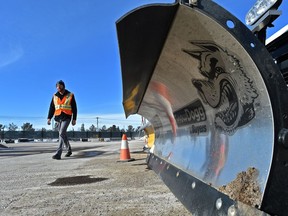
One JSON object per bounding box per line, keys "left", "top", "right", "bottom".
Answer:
{"left": 65, "top": 152, "right": 72, "bottom": 157}
{"left": 52, "top": 154, "right": 61, "bottom": 160}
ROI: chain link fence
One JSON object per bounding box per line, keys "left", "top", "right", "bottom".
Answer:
{"left": 0, "top": 130, "right": 144, "bottom": 143}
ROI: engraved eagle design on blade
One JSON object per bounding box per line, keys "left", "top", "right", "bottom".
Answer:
{"left": 183, "top": 42, "right": 259, "bottom": 135}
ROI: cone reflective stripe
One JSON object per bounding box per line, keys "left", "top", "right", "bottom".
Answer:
{"left": 120, "top": 134, "right": 130, "bottom": 159}
{"left": 118, "top": 134, "right": 135, "bottom": 162}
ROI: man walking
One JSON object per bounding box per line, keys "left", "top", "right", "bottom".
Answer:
{"left": 47, "top": 80, "right": 77, "bottom": 160}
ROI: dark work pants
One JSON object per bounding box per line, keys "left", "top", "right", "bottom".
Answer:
{"left": 55, "top": 119, "right": 72, "bottom": 156}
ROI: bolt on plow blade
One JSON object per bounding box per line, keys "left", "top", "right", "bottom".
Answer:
{"left": 116, "top": 0, "right": 288, "bottom": 215}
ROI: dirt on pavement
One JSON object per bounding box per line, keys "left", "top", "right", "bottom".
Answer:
{"left": 0, "top": 140, "right": 191, "bottom": 216}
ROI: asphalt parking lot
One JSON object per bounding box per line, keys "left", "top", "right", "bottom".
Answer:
{"left": 0, "top": 139, "right": 191, "bottom": 216}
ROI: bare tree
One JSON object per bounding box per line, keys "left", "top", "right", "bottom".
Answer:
{"left": 8, "top": 123, "right": 18, "bottom": 131}
{"left": 0, "top": 124, "right": 5, "bottom": 131}
{"left": 89, "top": 124, "right": 96, "bottom": 132}
{"left": 21, "top": 123, "right": 35, "bottom": 131}
{"left": 80, "top": 123, "right": 85, "bottom": 132}
{"left": 126, "top": 125, "right": 134, "bottom": 132}
{"left": 101, "top": 125, "right": 107, "bottom": 132}
{"left": 108, "top": 125, "right": 119, "bottom": 132}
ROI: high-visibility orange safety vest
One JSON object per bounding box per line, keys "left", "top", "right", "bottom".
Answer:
{"left": 53, "top": 93, "right": 73, "bottom": 116}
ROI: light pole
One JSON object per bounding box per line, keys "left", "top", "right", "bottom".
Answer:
{"left": 96, "top": 117, "right": 99, "bottom": 130}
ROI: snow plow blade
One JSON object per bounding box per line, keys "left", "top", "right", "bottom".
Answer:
{"left": 116, "top": 0, "right": 288, "bottom": 215}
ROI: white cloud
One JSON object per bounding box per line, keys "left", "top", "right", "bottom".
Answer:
{"left": 0, "top": 39, "right": 24, "bottom": 69}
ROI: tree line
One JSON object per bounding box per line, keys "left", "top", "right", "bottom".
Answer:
{"left": 0, "top": 123, "right": 34, "bottom": 131}
{"left": 0, "top": 123, "right": 139, "bottom": 133}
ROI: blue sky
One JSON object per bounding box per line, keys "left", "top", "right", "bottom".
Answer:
{"left": 0, "top": 0, "right": 287, "bottom": 131}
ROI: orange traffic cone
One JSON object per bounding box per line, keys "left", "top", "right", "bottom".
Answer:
{"left": 118, "top": 134, "right": 135, "bottom": 162}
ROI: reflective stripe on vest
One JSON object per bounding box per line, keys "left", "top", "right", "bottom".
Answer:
{"left": 53, "top": 93, "right": 73, "bottom": 116}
